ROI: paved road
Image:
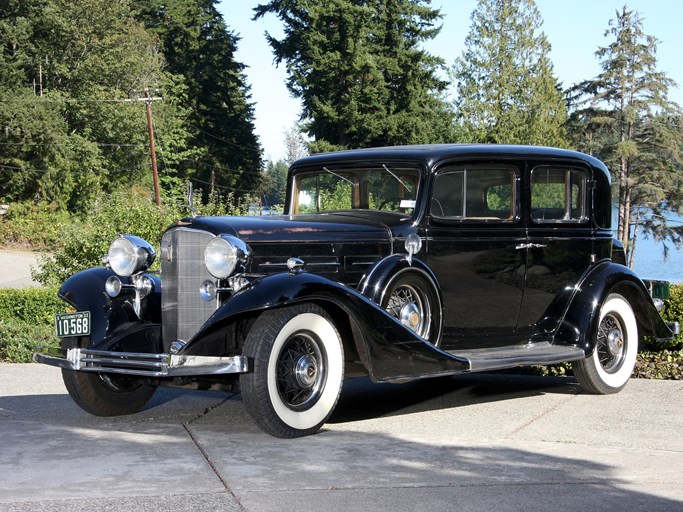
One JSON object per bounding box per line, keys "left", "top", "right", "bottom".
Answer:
{"left": 0, "top": 250, "right": 41, "bottom": 288}
{"left": 0, "top": 364, "right": 681, "bottom": 511}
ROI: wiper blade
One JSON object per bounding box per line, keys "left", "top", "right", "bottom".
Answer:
{"left": 323, "top": 167, "right": 356, "bottom": 187}
{"left": 383, "top": 164, "right": 412, "bottom": 193}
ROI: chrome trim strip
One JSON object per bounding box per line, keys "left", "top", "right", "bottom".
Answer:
{"left": 34, "top": 347, "right": 249, "bottom": 377}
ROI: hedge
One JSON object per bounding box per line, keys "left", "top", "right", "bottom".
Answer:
{"left": 0, "top": 287, "right": 63, "bottom": 362}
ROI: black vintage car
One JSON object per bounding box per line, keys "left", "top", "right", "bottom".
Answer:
{"left": 36, "top": 144, "right": 678, "bottom": 437}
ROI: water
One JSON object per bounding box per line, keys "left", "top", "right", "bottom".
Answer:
{"left": 631, "top": 234, "right": 683, "bottom": 283}
{"left": 620, "top": 209, "right": 683, "bottom": 283}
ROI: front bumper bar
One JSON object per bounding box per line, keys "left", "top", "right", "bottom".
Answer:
{"left": 34, "top": 347, "right": 249, "bottom": 378}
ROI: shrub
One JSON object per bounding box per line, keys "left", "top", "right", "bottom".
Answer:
{"left": 659, "top": 284, "right": 683, "bottom": 349}
{"left": 0, "top": 201, "right": 71, "bottom": 250}
{"left": 31, "top": 185, "right": 253, "bottom": 286}
{"left": 0, "top": 287, "right": 63, "bottom": 325}
{"left": 0, "top": 287, "right": 63, "bottom": 362}
{"left": 0, "top": 319, "right": 58, "bottom": 363}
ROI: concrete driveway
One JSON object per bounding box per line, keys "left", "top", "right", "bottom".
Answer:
{"left": 0, "top": 250, "right": 41, "bottom": 288}
{"left": 0, "top": 364, "right": 681, "bottom": 511}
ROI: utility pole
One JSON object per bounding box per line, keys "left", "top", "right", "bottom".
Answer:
{"left": 128, "top": 89, "right": 163, "bottom": 208}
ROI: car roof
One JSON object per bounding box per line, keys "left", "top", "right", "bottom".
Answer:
{"left": 291, "top": 144, "right": 609, "bottom": 179}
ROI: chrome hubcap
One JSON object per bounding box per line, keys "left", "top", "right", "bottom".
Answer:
{"left": 597, "top": 314, "right": 626, "bottom": 373}
{"left": 400, "top": 302, "right": 422, "bottom": 331}
{"left": 606, "top": 329, "right": 624, "bottom": 357}
{"left": 294, "top": 354, "right": 318, "bottom": 388}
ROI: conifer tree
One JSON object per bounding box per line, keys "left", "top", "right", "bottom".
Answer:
{"left": 569, "top": 7, "right": 683, "bottom": 265}
{"left": 254, "top": 0, "right": 454, "bottom": 151}
{"left": 452, "top": 0, "right": 567, "bottom": 146}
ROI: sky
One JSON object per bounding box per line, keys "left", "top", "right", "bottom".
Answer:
{"left": 219, "top": 1, "right": 683, "bottom": 163}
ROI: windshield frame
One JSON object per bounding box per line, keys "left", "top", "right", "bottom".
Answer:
{"left": 287, "top": 162, "right": 423, "bottom": 216}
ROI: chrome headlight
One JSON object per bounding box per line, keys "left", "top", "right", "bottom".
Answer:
{"left": 107, "top": 235, "right": 156, "bottom": 277}
{"left": 204, "top": 235, "right": 250, "bottom": 279}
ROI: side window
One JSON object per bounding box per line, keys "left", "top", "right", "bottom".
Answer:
{"left": 431, "top": 165, "right": 516, "bottom": 221}
{"left": 531, "top": 167, "right": 587, "bottom": 222}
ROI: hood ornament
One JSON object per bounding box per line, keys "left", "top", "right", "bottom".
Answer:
{"left": 186, "top": 181, "right": 197, "bottom": 218}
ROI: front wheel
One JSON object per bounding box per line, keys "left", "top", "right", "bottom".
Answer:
{"left": 60, "top": 337, "right": 157, "bottom": 416}
{"left": 240, "top": 303, "right": 345, "bottom": 438}
{"left": 573, "top": 293, "right": 639, "bottom": 394}
{"left": 62, "top": 371, "right": 157, "bottom": 416}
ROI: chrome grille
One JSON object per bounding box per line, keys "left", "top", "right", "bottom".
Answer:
{"left": 160, "top": 228, "right": 216, "bottom": 347}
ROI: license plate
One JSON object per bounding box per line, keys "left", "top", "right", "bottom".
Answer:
{"left": 55, "top": 311, "right": 91, "bottom": 338}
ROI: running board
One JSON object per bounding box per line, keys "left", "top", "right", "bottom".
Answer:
{"left": 447, "top": 342, "right": 585, "bottom": 373}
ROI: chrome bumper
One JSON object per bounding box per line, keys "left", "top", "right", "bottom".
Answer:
{"left": 33, "top": 347, "right": 249, "bottom": 377}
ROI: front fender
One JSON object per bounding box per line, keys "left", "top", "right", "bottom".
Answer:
{"left": 558, "top": 261, "right": 673, "bottom": 352}
{"left": 183, "top": 272, "right": 467, "bottom": 382}
{"left": 357, "top": 254, "right": 441, "bottom": 305}
{"left": 58, "top": 267, "right": 161, "bottom": 350}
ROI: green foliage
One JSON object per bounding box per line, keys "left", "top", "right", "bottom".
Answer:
{"left": 135, "top": 0, "right": 263, "bottom": 197}
{"left": 255, "top": 0, "right": 455, "bottom": 149}
{"left": 0, "top": 201, "right": 70, "bottom": 249}
{"left": 0, "top": 0, "right": 262, "bottom": 212}
{"left": 633, "top": 350, "right": 683, "bottom": 380}
{"left": 657, "top": 284, "right": 683, "bottom": 349}
{"left": 567, "top": 7, "right": 683, "bottom": 264}
{"left": 0, "top": 287, "right": 62, "bottom": 363}
{"left": 0, "top": 286, "right": 63, "bottom": 325}
{"left": 0, "top": 320, "right": 58, "bottom": 363}
{"left": 31, "top": 182, "right": 249, "bottom": 286}
{"left": 452, "top": 0, "right": 568, "bottom": 146}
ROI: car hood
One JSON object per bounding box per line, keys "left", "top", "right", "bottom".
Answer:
{"left": 176, "top": 212, "right": 398, "bottom": 243}
{"left": 173, "top": 212, "right": 406, "bottom": 284}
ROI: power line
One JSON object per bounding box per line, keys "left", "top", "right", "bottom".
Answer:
{"left": 0, "top": 142, "right": 146, "bottom": 148}
{"left": 0, "top": 163, "right": 145, "bottom": 175}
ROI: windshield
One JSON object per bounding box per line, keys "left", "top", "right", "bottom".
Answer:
{"left": 290, "top": 164, "right": 421, "bottom": 215}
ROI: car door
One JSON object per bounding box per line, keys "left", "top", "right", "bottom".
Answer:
{"left": 516, "top": 162, "right": 594, "bottom": 338}
{"left": 425, "top": 162, "right": 526, "bottom": 349}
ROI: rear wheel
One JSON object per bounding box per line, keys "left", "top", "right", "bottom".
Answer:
{"left": 573, "top": 294, "right": 638, "bottom": 394}
{"left": 60, "top": 337, "right": 156, "bottom": 416}
{"left": 240, "top": 304, "right": 344, "bottom": 438}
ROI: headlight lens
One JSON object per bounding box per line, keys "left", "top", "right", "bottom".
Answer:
{"left": 204, "top": 235, "right": 250, "bottom": 279}
{"left": 107, "top": 235, "right": 156, "bottom": 277}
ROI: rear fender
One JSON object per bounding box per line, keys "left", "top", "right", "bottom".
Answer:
{"left": 58, "top": 267, "right": 162, "bottom": 351}
{"left": 558, "top": 262, "right": 673, "bottom": 353}
{"left": 182, "top": 271, "right": 466, "bottom": 382}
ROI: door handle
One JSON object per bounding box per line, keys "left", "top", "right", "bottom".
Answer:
{"left": 515, "top": 243, "right": 547, "bottom": 250}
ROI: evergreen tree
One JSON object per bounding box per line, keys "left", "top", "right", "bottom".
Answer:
{"left": 0, "top": 0, "right": 189, "bottom": 210}
{"left": 568, "top": 7, "right": 683, "bottom": 265}
{"left": 135, "top": 0, "right": 263, "bottom": 197}
{"left": 452, "top": 0, "right": 567, "bottom": 146}
{"left": 254, "top": 0, "right": 454, "bottom": 151}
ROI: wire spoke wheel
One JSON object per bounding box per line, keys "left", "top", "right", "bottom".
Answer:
{"left": 573, "top": 293, "right": 638, "bottom": 394}
{"left": 240, "top": 304, "right": 344, "bottom": 438}
{"left": 595, "top": 314, "right": 626, "bottom": 373}
{"left": 276, "top": 332, "right": 326, "bottom": 410}
{"left": 382, "top": 270, "right": 441, "bottom": 345}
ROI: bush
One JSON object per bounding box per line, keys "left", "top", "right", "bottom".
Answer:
{"left": 0, "top": 320, "right": 58, "bottom": 363}
{"left": 0, "top": 201, "right": 71, "bottom": 250}
{"left": 659, "top": 284, "right": 683, "bottom": 349}
{"left": 633, "top": 350, "right": 683, "bottom": 380}
{"left": 0, "top": 287, "right": 63, "bottom": 325}
{"left": 0, "top": 287, "right": 63, "bottom": 363}
{"left": 31, "top": 185, "right": 254, "bottom": 286}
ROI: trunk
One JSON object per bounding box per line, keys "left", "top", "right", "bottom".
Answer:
{"left": 628, "top": 207, "right": 640, "bottom": 269}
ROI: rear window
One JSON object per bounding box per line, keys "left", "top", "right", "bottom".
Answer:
{"left": 531, "top": 167, "right": 587, "bottom": 222}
